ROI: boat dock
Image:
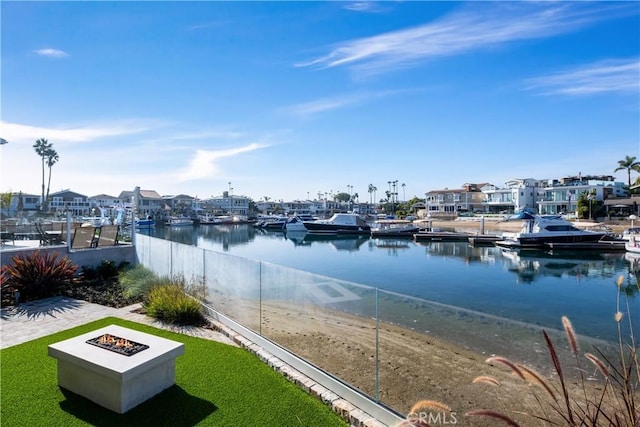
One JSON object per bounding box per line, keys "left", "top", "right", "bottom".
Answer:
{"left": 467, "top": 235, "right": 502, "bottom": 246}
{"left": 413, "top": 231, "right": 474, "bottom": 242}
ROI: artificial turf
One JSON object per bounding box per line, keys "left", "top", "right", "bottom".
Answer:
{"left": 0, "top": 317, "right": 348, "bottom": 426}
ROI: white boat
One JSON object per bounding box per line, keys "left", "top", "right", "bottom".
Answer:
{"left": 303, "top": 213, "right": 371, "bottom": 235}
{"left": 370, "top": 219, "right": 419, "bottom": 238}
{"left": 625, "top": 235, "right": 640, "bottom": 253}
{"left": 621, "top": 227, "right": 640, "bottom": 241}
{"left": 494, "top": 210, "right": 608, "bottom": 249}
{"left": 166, "top": 217, "right": 194, "bottom": 227}
{"left": 285, "top": 215, "right": 317, "bottom": 232}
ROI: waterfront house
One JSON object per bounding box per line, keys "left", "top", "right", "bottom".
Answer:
{"left": 537, "top": 174, "right": 626, "bottom": 216}
{"left": 424, "top": 183, "right": 486, "bottom": 217}
{"left": 482, "top": 178, "right": 540, "bottom": 214}
{"left": 162, "top": 193, "right": 195, "bottom": 216}
{"left": 48, "top": 189, "right": 92, "bottom": 217}
{"left": 118, "top": 188, "right": 164, "bottom": 219}
{"left": 205, "top": 191, "right": 250, "bottom": 217}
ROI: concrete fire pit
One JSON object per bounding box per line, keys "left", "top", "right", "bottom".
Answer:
{"left": 48, "top": 324, "right": 185, "bottom": 413}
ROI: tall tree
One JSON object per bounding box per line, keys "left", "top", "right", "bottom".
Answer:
{"left": 614, "top": 155, "right": 640, "bottom": 189}
{"left": 33, "top": 138, "right": 52, "bottom": 210}
{"left": 45, "top": 148, "right": 59, "bottom": 211}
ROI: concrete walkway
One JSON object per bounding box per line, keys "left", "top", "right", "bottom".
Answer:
{"left": 0, "top": 296, "right": 237, "bottom": 349}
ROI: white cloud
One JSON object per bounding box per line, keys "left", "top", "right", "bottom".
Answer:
{"left": 281, "top": 88, "right": 420, "bottom": 117}
{"left": 343, "top": 2, "right": 387, "bottom": 13}
{"left": 33, "top": 48, "right": 68, "bottom": 58}
{"left": 524, "top": 58, "right": 640, "bottom": 96}
{"left": 177, "top": 143, "right": 267, "bottom": 182}
{"left": 282, "top": 94, "right": 368, "bottom": 117}
{"left": 297, "top": 3, "right": 635, "bottom": 76}
{"left": 0, "top": 121, "right": 151, "bottom": 144}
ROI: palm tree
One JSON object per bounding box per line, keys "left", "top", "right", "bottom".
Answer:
{"left": 368, "top": 184, "right": 374, "bottom": 204}
{"left": 45, "top": 148, "right": 59, "bottom": 211}
{"left": 33, "top": 138, "right": 52, "bottom": 210}
{"left": 614, "top": 155, "right": 640, "bottom": 189}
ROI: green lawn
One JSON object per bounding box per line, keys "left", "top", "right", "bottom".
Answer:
{"left": 1, "top": 317, "right": 348, "bottom": 426}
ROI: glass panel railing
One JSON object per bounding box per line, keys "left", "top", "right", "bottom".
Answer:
{"left": 203, "top": 250, "right": 262, "bottom": 332}
{"left": 137, "top": 235, "right": 631, "bottom": 418}
{"left": 257, "top": 261, "right": 378, "bottom": 399}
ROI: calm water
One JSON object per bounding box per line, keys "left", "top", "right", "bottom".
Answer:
{"left": 147, "top": 223, "right": 639, "bottom": 342}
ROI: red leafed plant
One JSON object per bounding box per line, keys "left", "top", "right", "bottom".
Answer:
{"left": 1, "top": 250, "right": 78, "bottom": 302}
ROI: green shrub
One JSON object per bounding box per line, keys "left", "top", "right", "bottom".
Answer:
{"left": 96, "top": 260, "right": 118, "bottom": 279}
{"left": 81, "top": 260, "right": 129, "bottom": 281}
{"left": 1, "top": 250, "right": 78, "bottom": 302}
{"left": 119, "top": 264, "right": 158, "bottom": 298}
{"left": 79, "top": 265, "right": 98, "bottom": 281}
{"left": 143, "top": 277, "right": 205, "bottom": 325}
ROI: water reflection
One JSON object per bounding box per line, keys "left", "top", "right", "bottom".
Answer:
{"left": 150, "top": 224, "right": 637, "bottom": 295}
{"left": 417, "top": 240, "right": 496, "bottom": 264}
{"left": 369, "top": 238, "right": 411, "bottom": 256}
{"left": 284, "top": 231, "right": 369, "bottom": 251}
{"left": 499, "top": 248, "right": 629, "bottom": 284}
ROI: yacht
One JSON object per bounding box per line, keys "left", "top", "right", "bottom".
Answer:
{"left": 370, "top": 219, "right": 419, "bottom": 238}
{"left": 284, "top": 214, "right": 317, "bottom": 232}
{"left": 495, "top": 210, "right": 608, "bottom": 248}
{"left": 303, "top": 213, "right": 370, "bottom": 235}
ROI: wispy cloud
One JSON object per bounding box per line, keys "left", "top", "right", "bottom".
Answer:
{"left": 524, "top": 58, "right": 640, "bottom": 96}
{"left": 281, "top": 88, "right": 419, "bottom": 117}
{"left": 0, "top": 121, "right": 150, "bottom": 144}
{"left": 186, "top": 20, "right": 229, "bottom": 31}
{"left": 177, "top": 143, "right": 268, "bottom": 182}
{"left": 297, "top": 2, "right": 635, "bottom": 76}
{"left": 33, "top": 48, "right": 68, "bottom": 58}
{"left": 343, "top": 2, "right": 388, "bottom": 13}
{"left": 282, "top": 94, "right": 368, "bottom": 117}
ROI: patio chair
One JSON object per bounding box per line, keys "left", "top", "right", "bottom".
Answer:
{"left": 59, "top": 221, "right": 82, "bottom": 243}
{"left": 95, "top": 225, "right": 119, "bottom": 247}
{"left": 71, "top": 226, "right": 98, "bottom": 249}
{"left": 35, "top": 223, "right": 62, "bottom": 246}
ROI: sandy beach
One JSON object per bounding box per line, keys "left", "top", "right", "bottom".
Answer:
{"left": 215, "top": 292, "right": 624, "bottom": 426}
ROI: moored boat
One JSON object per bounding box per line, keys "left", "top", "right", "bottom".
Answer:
{"left": 625, "top": 234, "right": 640, "bottom": 254}
{"left": 303, "top": 213, "right": 370, "bottom": 235}
{"left": 285, "top": 215, "right": 313, "bottom": 232}
{"left": 494, "top": 210, "right": 608, "bottom": 249}
{"left": 370, "top": 219, "right": 419, "bottom": 238}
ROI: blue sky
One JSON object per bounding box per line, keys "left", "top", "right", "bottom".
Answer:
{"left": 1, "top": 1, "right": 639, "bottom": 203}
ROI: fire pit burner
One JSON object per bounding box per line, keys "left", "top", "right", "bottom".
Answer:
{"left": 86, "top": 334, "right": 149, "bottom": 356}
